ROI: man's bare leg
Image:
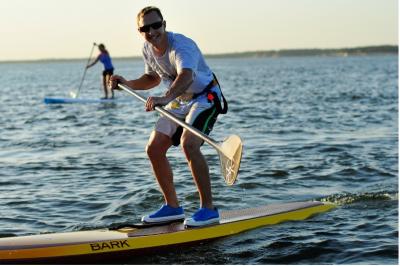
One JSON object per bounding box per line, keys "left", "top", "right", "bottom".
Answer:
{"left": 146, "top": 130, "right": 180, "bottom": 207}
{"left": 181, "top": 129, "right": 213, "bottom": 209}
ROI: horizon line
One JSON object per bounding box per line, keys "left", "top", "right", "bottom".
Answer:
{"left": 1, "top": 44, "right": 397, "bottom": 63}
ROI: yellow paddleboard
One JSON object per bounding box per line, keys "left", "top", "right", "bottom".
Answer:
{"left": 0, "top": 201, "right": 334, "bottom": 263}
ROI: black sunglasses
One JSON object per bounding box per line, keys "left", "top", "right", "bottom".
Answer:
{"left": 139, "top": 21, "right": 164, "bottom": 33}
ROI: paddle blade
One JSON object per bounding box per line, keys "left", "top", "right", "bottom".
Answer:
{"left": 218, "top": 135, "right": 243, "bottom": 186}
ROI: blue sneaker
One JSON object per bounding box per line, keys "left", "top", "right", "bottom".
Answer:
{"left": 184, "top": 207, "right": 220, "bottom": 227}
{"left": 141, "top": 204, "right": 185, "bottom": 224}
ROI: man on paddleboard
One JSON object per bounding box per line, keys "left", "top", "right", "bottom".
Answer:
{"left": 110, "top": 6, "right": 227, "bottom": 227}
{"left": 87, "top": 43, "right": 115, "bottom": 99}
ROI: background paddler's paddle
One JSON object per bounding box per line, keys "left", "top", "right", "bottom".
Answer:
{"left": 118, "top": 83, "right": 243, "bottom": 186}
{"left": 70, "top": 42, "right": 97, "bottom": 98}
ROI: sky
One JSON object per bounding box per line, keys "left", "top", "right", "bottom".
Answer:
{"left": 0, "top": 0, "right": 397, "bottom": 61}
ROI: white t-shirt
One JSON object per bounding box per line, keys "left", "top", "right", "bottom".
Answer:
{"left": 142, "top": 31, "right": 213, "bottom": 94}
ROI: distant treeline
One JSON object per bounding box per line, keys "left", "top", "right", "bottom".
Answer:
{"left": 2, "top": 45, "right": 397, "bottom": 63}
{"left": 204, "top": 45, "right": 398, "bottom": 58}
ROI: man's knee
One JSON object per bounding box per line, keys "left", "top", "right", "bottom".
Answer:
{"left": 181, "top": 135, "right": 201, "bottom": 156}
{"left": 146, "top": 142, "right": 158, "bottom": 158}
{"left": 146, "top": 132, "right": 171, "bottom": 158}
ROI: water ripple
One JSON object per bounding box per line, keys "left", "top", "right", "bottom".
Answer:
{"left": 0, "top": 56, "right": 397, "bottom": 264}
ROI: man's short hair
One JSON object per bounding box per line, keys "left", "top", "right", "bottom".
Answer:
{"left": 137, "top": 6, "right": 163, "bottom": 26}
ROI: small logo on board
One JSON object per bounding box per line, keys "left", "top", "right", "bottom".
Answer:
{"left": 90, "top": 240, "right": 130, "bottom": 252}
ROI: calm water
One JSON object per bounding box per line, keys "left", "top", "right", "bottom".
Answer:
{"left": 0, "top": 55, "right": 398, "bottom": 264}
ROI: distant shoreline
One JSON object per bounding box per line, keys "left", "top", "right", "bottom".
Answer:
{"left": 205, "top": 45, "right": 398, "bottom": 58}
{"left": 1, "top": 45, "right": 397, "bottom": 63}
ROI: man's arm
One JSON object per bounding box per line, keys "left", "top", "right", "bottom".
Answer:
{"left": 164, "top": 68, "right": 194, "bottom": 102}
{"left": 110, "top": 73, "right": 161, "bottom": 91}
{"left": 144, "top": 68, "right": 193, "bottom": 111}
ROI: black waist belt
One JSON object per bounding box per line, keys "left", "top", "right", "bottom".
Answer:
{"left": 192, "top": 73, "right": 228, "bottom": 114}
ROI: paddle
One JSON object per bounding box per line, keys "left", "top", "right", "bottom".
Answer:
{"left": 118, "top": 83, "right": 243, "bottom": 185}
{"left": 70, "top": 42, "right": 97, "bottom": 98}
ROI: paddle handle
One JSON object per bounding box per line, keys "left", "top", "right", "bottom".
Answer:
{"left": 118, "top": 83, "right": 222, "bottom": 151}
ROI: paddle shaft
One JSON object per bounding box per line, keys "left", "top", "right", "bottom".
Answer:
{"left": 118, "top": 83, "right": 222, "bottom": 152}
{"left": 75, "top": 43, "right": 97, "bottom": 98}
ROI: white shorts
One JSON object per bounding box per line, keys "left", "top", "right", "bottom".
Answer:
{"left": 155, "top": 85, "right": 221, "bottom": 146}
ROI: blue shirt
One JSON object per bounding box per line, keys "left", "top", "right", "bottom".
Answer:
{"left": 99, "top": 53, "right": 114, "bottom": 70}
